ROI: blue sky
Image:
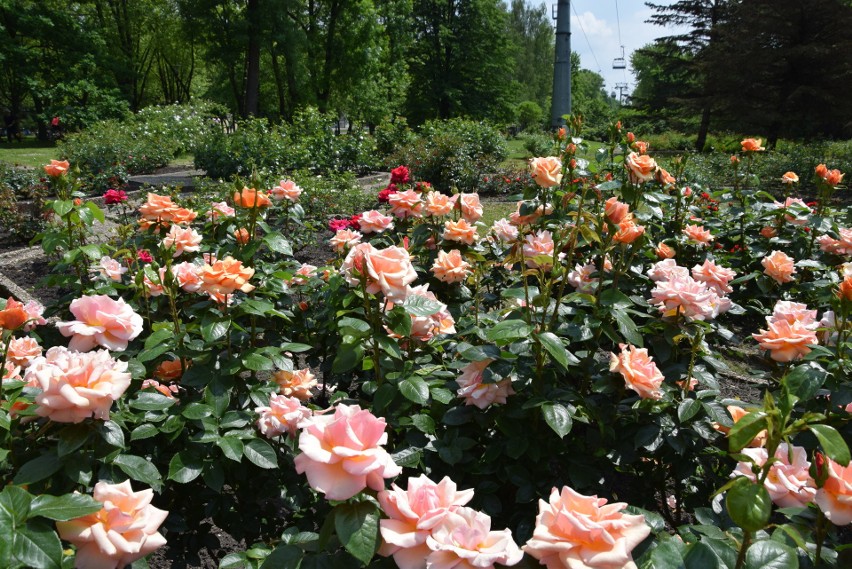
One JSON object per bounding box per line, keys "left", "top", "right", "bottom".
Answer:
{"left": 544, "top": 0, "right": 688, "bottom": 97}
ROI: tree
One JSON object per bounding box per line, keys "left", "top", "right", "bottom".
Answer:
{"left": 507, "top": 0, "right": 553, "bottom": 112}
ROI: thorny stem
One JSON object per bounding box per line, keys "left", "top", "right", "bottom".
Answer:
{"left": 734, "top": 530, "right": 752, "bottom": 569}
{"left": 814, "top": 508, "right": 827, "bottom": 567}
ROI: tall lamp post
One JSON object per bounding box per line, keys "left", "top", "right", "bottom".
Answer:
{"left": 551, "top": 0, "right": 572, "bottom": 128}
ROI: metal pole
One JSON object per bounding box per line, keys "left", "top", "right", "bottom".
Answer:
{"left": 551, "top": 0, "right": 571, "bottom": 128}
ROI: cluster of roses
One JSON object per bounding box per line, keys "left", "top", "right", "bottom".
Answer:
{"left": 647, "top": 258, "right": 735, "bottom": 322}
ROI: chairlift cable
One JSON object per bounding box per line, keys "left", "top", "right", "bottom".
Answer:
{"left": 570, "top": 1, "right": 603, "bottom": 74}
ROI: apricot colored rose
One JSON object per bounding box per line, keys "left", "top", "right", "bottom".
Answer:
{"left": 761, "top": 250, "right": 796, "bottom": 284}
{"left": 44, "top": 159, "right": 70, "bottom": 177}
{"left": 358, "top": 209, "right": 395, "bottom": 233}
{"left": 432, "top": 249, "right": 471, "bottom": 284}
{"left": 691, "top": 259, "right": 736, "bottom": 295}
{"left": 682, "top": 224, "right": 714, "bottom": 246}
{"left": 56, "top": 480, "right": 167, "bottom": 568}
{"left": 424, "top": 191, "right": 457, "bottom": 217}
{"left": 388, "top": 189, "right": 424, "bottom": 219}
{"left": 139, "top": 193, "right": 176, "bottom": 220}
{"left": 233, "top": 187, "right": 271, "bottom": 208}
{"left": 27, "top": 346, "right": 131, "bottom": 423}
{"left": 647, "top": 259, "right": 688, "bottom": 282}
{"left": 329, "top": 228, "right": 363, "bottom": 252}
{"left": 815, "top": 457, "right": 852, "bottom": 525}
{"left": 171, "top": 262, "right": 203, "bottom": 293}
{"left": 732, "top": 443, "right": 816, "bottom": 508}
{"left": 656, "top": 167, "right": 676, "bottom": 186}
{"left": 272, "top": 368, "right": 317, "bottom": 401}
{"left": 458, "top": 193, "right": 483, "bottom": 222}
{"left": 523, "top": 230, "right": 556, "bottom": 269}
{"left": 753, "top": 319, "right": 818, "bottom": 362}
{"left": 200, "top": 256, "right": 255, "bottom": 295}
{"left": 162, "top": 225, "right": 202, "bottom": 257}
{"left": 634, "top": 140, "right": 650, "bottom": 155}
{"left": 770, "top": 301, "right": 819, "bottom": 330}
{"left": 270, "top": 179, "right": 302, "bottom": 203}
{"left": 95, "top": 256, "right": 127, "bottom": 282}
{"left": 154, "top": 358, "right": 185, "bottom": 381}
{"left": 6, "top": 336, "right": 42, "bottom": 367}
{"left": 712, "top": 405, "right": 767, "bottom": 447}
{"left": 614, "top": 219, "right": 645, "bottom": 244}
{"left": 840, "top": 276, "right": 852, "bottom": 302}
{"left": 363, "top": 246, "right": 418, "bottom": 302}
{"left": 443, "top": 218, "right": 478, "bottom": 245}
{"left": 781, "top": 171, "right": 799, "bottom": 184}
{"left": 255, "top": 394, "right": 311, "bottom": 438}
{"left": 167, "top": 207, "right": 198, "bottom": 225}
{"left": 655, "top": 242, "right": 676, "bottom": 259}
{"left": 609, "top": 344, "right": 664, "bottom": 400}
{"left": 567, "top": 263, "right": 598, "bottom": 294}
{"left": 604, "top": 197, "right": 629, "bottom": 224}
{"left": 234, "top": 227, "right": 250, "bottom": 244}
{"left": 56, "top": 295, "right": 144, "bottom": 352}
{"left": 491, "top": 218, "right": 518, "bottom": 243}
{"left": 141, "top": 379, "right": 178, "bottom": 398}
{"left": 425, "top": 507, "right": 523, "bottom": 569}
{"left": 624, "top": 152, "right": 657, "bottom": 183}
{"left": 650, "top": 274, "right": 720, "bottom": 321}
{"left": 741, "top": 138, "right": 765, "bottom": 152}
{"left": 760, "top": 226, "right": 777, "bottom": 238}
{"left": 456, "top": 360, "right": 514, "bottom": 409}
{"left": 529, "top": 156, "right": 563, "bottom": 188}
{"left": 824, "top": 168, "right": 844, "bottom": 186}
{"left": 377, "top": 475, "right": 475, "bottom": 568}
{"left": 294, "top": 403, "right": 401, "bottom": 500}
{"left": 523, "top": 485, "right": 650, "bottom": 569}
{"left": 0, "top": 297, "right": 30, "bottom": 330}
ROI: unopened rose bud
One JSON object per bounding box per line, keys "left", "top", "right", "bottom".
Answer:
{"left": 569, "top": 159, "right": 577, "bottom": 170}
{"left": 74, "top": 198, "right": 82, "bottom": 206}
{"left": 626, "top": 132, "right": 635, "bottom": 143}
{"left": 615, "top": 121, "right": 622, "bottom": 131}
{"left": 298, "top": 301, "right": 309, "bottom": 311}
{"left": 730, "top": 155, "right": 740, "bottom": 165}
{"left": 760, "top": 226, "right": 777, "bottom": 238}
{"left": 565, "top": 143, "right": 577, "bottom": 155}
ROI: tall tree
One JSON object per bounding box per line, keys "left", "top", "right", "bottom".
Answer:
{"left": 507, "top": 0, "right": 553, "bottom": 111}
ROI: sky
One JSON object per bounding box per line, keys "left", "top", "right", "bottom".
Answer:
{"left": 554, "top": 0, "right": 689, "bottom": 98}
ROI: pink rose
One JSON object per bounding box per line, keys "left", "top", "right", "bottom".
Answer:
{"left": 56, "top": 480, "right": 167, "bottom": 569}
{"left": 291, "top": 263, "right": 317, "bottom": 285}
{"left": 817, "top": 228, "right": 852, "bottom": 256}
{"left": 732, "top": 443, "right": 816, "bottom": 508}
{"left": 458, "top": 193, "right": 483, "bottom": 223}
{"left": 712, "top": 405, "right": 767, "bottom": 448}
{"left": 207, "top": 201, "right": 235, "bottom": 220}
{"left": 762, "top": 251, "right": 796, "bottom": 284}
{"left": 691, "top": 259, "right": 736, "bottom": 295}
{"left": 359, "top": 210, "right": 395, "bottom": 233}
{"left": 57, "top": 295, "right": 144, "bottom": 352}
{"left": 94, "top": 256, "right": 127, "bottom": 282}
{"left": 162, "top": 225, "right": 202, "bottom": 257}
{"left": 647, "top": 259, "right": 689, "bottom": 282}
{"left": 255, "top": 394, "right": 311, "bottom": 438}
{"left": 378, "top": 475, "right": 475, "bottom": 568}
{"left": 6, "top": 336, "right": 42, "bottom": 367}
{"left": 456, "top": 360, "right": 514, "bottom": 409}
{"left": 329, "top": 229, "right": 363, "bottom": 253}
{"left": 171, "top": 262, "right": 203, "bottom": 293}
{"left": 567, "top": 263, "right": 598, "bottom": 293}
{"left": 774, "top": 197, "right": 809, "bottom": 226}
{"left": 22, "top": 300, "right": 47, "bottom": 331}
{"left": 490, "top": 218, "right": 518, "bottom": 243}
{"left": 426, "top": 507, "right": 523, "bottom": 569}
{"left": 388, "top": 189, "right": 424, "bottom": 219}
{"left": 682, "top": 224, "right": 714, "bottom": 246}
{"left": 523, "top": 230, "right": 556, "bottom": 269}
{"left": 294, "top": 404, "right": 402, "bottom": 500}
{"left": 272, "top": 368, "right": 317, "bottom": 401}
{"left": 143, "top": 268, "right": 167, "bottom": 298}
{"left": 26, "top": 346, "right": 131, "bottom": 423}
{"left": 270, "top": 179, "right": 303, "bottom": 203}
{"left": 432, "top": 250, "right": 472, "bottom": 284}
{"left": 392, "top": 285, "right": 455, "bottom": 342}
{"left": 442, "top": 219, "right": 478, "bottom": 245}
{"left": 609, "top": 344, "right": 665, "bottom": 400}
{"left": 815, "top": 457, "right": 852, "bottom": 525}
{"left": 753, "top": 319, "right": 818, "bottom": 362}
{"left": 770, "top": 301, "right": 819, "bottom": 329}
{"left": 424, "top": 192, "right": 457, "bottom": 217}
{"left": 650, "top": 274, "right": 721, "bottom": 321}
{"left": 523, "top": 486, "right": 650, "bottom": 569}
{"left": 530, "top": 156, "right": 563, "bottom": 188}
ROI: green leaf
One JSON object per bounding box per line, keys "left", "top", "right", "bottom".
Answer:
{"left": 728, "top": 412, "right": 768, "bottom": 452}
{"left": 784, "top": 363, "right": 826, "bottom": 402}
{"left": 144, "top": 328, "right": 174, "bottom": 351}
{"left": 612, "top": 309, "right": 643, "bottom": 346}
{"left": 51, "top": 199, "right": 73, "bottom": 217}
{"left": 13, "top": 520, "right": 61, "bottom": 569}
{"left": 599, "top": 289, "right": 633, "bottom": 309}
{"left": 29, "top": 494, "right": 101, "bottom": 521}
{"left": 683, "top": 540, "right": 732, "bottom": 569}
{"left": 168, "top": 452, "right": 203, "bottom": 483}
{"left": 13, "top": 453, "right": 62, "bottom": 485}
{"left": 97, "top": 421, "right": 125, "bottom": 448}
{"left": 542, "top": 403, "right": 573, "bottom": 438}
{"left": 129, "top": 392, "right": 177, "bottom": 411}
{"left": 386, "top": 306, "right": 412, "bottom": 337}
{"left": 0, "top": 485, "right": 33, "bottom": 527}
{"left": 402, "top": 294, "right": 444, "bottom": 317}
{"left": 130, "top": 424, "right": 159, "bottom": 441}
{"left": 399, "top": 376, "right": 430, "bottom": 405}
{"left": 334, "top": 502, "right": 380, "bottom": 565}
{"left": 57, "top": 425, "right": 91, "bottom": 457}
{"left": 278, "top": 343, "right": 312, "bottom": 353}
{"left": 678, "top": 399, "right": 702, "bottom": 422}
{"left": 260, "top": 544, "right": 302, "bottom": 569}
{"left": 486, "top": 319, "right": 531, "bottom": 344}
{"left": 243, "top": 439, "right": 278, "bottom": 469}
{"left": 744, "top": 540, "right": 798, "bottom": 569}
{"left": 265, "top": 234, "right": 293, "bottom": 255}
{"left": 536, "top": 332, "right": 578, "bottom": 369}
{"left": 217, "top": 437, "right": 244, "bottom": 462}
{"left": 201, "top": 320, "right": 230, "bottom": 343}
{"left": 338, "top": 317, "right": 371, "bottom": 337}
{"left": 182, "top": 403, "right": 213, "bottom": 420}
{"left": 332, "top": 342, "right": 364, "bottom": 374}
{"left": 85, "top": 201, "right": 105, "bottom": 223}
{"left": 726, "top": 477, "right": 771, "bottom": 532}
{"left": 809, "top": 424, "right": 851, "bottom": 466}
{"left": 113, "top": 455, "right": 163, "bottom": 491}
{"left": 242, "top": 352, "right": 274, "bottom": 371}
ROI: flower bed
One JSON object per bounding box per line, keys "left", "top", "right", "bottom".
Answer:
{"left": 1, "top": 122, "right": 850, "bottom": 569}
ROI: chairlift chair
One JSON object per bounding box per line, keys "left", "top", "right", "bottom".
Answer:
{"left": 613, "top": 46, "right": 627, "bottom": 69}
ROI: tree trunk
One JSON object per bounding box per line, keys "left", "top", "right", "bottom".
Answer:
{"left": 695, "top": 104, "right": 710, "bottom": 152}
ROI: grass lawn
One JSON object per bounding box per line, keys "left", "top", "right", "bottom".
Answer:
{"left": 503, "top": 135, "right": 606, "bottom": 169}
{"left": 479, "top": 200, "right": 516, "bottom": 228}
{"left": 0, "top": 138, "right": 58, "bottom": 168}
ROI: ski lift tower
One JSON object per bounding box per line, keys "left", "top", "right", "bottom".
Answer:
{"left": 550, "top": 0, "right": 571, "bottom": 128}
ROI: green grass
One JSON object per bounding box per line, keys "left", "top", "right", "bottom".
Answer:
{"left": 480, "top": 200, "right": 516, "bottom": 228}
{"left": 0, "top": 138, "right": 58, "bottom": 168}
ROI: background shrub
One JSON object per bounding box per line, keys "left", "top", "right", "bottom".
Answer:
{"left": 516, "top": 101, "right": 544, "bottom": 132}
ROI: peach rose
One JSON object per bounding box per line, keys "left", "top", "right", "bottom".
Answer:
{"left": 234, "top": 227, "right": 250, "bottom": 244}
{"left": 633, "top": 140, "right": 650, "bottom": 155}
{"left": 6, "top": 336, "right": 42, "bottom": 367}
{"left": 329, "top": 229, "right": 363, "bottom": 253}
{"left": 509, "top": 201, "right": 552, "bottom": 226}
{"left": 753, "top": 319, "right": 818, "bottom": 362}
{"left": 141, "top": 379, "right": 179, "bottom": 398}
{"left": 761, "top": 226, "right": 777, "bottom": 238}
{"left": 523, "top": 230, "right": 556, "bottom": 269}
{"left": 138, "top": 193, "right": 176, "bottom": 220}
{"left": 656, "top": 167, "right": 676, "bottom": 186}
{"left": 270, "top": 179, "right": 302, "bottom": 203}
{"left": 655, "top": 242, "right": 676, "bottom": 259}
{"left": 168, "top": 207, "right": 198, "bottom": 225}
{"left": 424, "top": 191, "right": 457, "bottom": 217}
{"left": 94, "top": 256, "right": 128, "bottom": 282}
{"left": 56, "top": 295, "right": 143, "bottom": 352}
{"left": 775, "top": 197, "right": 809, "bottom": 225}
{"left": 171, "top": 262, "right": 203, "bottom": 293}
{"left": 341, "top": 243, "right": 377, "bottom": 286}
{"left": 162, "top": 225, "right": 202, "bottom": 257}
{"left": 3, "top": 360, "right": 23, "bottom": 382}
{"left": 682, "top": 224, "right": 714, "bottom": 246}
{"left": 255, "top": 394, "right": 311, "bottom": 438}
{"left": 691, "top": 259, "right": 736, "bottom": 295}
{"left": 609, "top": 344, "right": 664, "bottom": 400}
{"left": 272, "top": 368, "right": 317, "bottom": 401}
{"left": 377, "top": 474, "right": 475, "bottom": 567}
{"left": 290, "top": 263, "right": 317, "bottom": 286}
{"left": 388, "top": 189, "right": 424, "bottom": 219}
{"left": 567, "top": 263, "right": 598, "bottom": 294}
{"left": 208, "top": 201, "right": 235, "bottom": 220}
{"left": 432, "top": 249, "right": 471, "bottom": 284}
{"left": 647, "top": 259, "right": 688, "bottom": 282}
{"left": 154, "top": 358, "right": 185, "bottom": 381}
{"left": 458, "top": 193, "right": 483, "bottom": 223}
{"left": 741, "top": 138, "right": 765, "bottom": 152}
{"left": 712, "top": 405, "right": 766, "bottom": 447}
{"left": 294, "top": 403, "right": 402, "bottom": 500}
{"left": 650, "top": 274, "right": 720, "bottom": 321}
{"left": 762, "top": 250, "right": 796, "bottom": 283}
{"left": 456, "top": 360, "right": 514, "bottom": 409}
{"left": 21, "top": 300, "right": 46, "bottom": 331}
{"left": 396, "top": 285, "right": 456, "bottom": 342}
{"left": 530, "top": 156, "right": 563, "bottom": 188}
{"left": 200, "top": 256, "right": 255, "bottom": 296}
{"left": 491, "top": 218, "right": 518, "bottom": 243}
{"left": 781, "top": 171, "right": 799, "bottom": 184}
{"left": 815, "top": 457, "right": 852, "bottom": 525}
{"left": 27, "top": 346, "right": 131, "bottom": 423}
{"left": 523, "top": 485, "right": 650, "bottom": 569}
{"left": 56, "top": 480, "right": 167, "bottom": 568}
{"left": 770, "top": 301, "right": 819, "bottom": 329}
{"left": 443, "top": 218, "right": 478, "bottom": 245}
{"left": 364, "top": 246, "right": 418, "bottom": 302}
{"left": 359, "top": 209, "right": 395, "bottom": 233}
{"left": 0, "top": 297, "right": 30, "bottom": 330}
{"left": 732, "top": 443, "right": 816, "bottom": 508}
{"left": 614, "top": 219, "right": 645, "bottom": 244}
{"left": 233, "top": 187, "right": 271, "bottom": 208}
{"left": 142, "top": 267, "right": 167, "bottom": 298}
{"left": 824, "top": 169, "right": 844, "bottom": 186}
{"left": 425, "top": 507, "right": 523, "bottom": 569}
{"left": 604, "top": 197, "right": 629, "bottom": 224}
{"left": 44, "top": 159, "right": 70, "bottom": 177}
{"left": 625, "top": 152, "right": 657, "bottom": 184}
